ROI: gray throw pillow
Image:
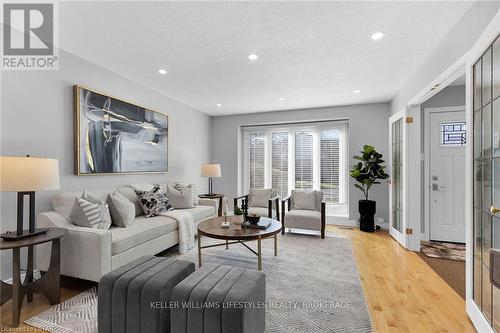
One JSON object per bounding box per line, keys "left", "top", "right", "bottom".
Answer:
{"left": 82, "top": 189, "right": 101, "bottom": 204}
{"left": 136, "top": 185, "right": 174, "bottom": 218}
{"left": 107, "top": 190, "right": 135, "bottom": 227}
{"left": 292, "top": 190, "right": 317, "bottom": 211}
{"left": 70, "top": 197, "right": 112, "bottom": 230}
{"left": 174, "top": 182, "right": 199, "bottom": 206}
{"left": 166, "top": 185, "right": 193, "bottom": 209}
{"left": 249, "top": 189, "right": 272, "bottom": 208}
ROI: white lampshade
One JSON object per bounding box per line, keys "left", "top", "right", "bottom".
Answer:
{"left": 201, "top": 163, "right": 221, "bottom": 178}
{"left": 0, "top": 156, "right": 60, "bottom": 192}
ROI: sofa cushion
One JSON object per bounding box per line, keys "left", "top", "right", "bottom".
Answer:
{"left": 285, "top": 209, "right": 321, "bottom": 230}
{"left": 248, "top": 207, "right": 276, "bottom": 219}
{"left": 249, "top": 189, "right": 272, "bottom": 208}
{"left": 291, "top": 190, "right": 317, "bottom": 211}
{"left": 111, "top": 215, "right": 178, "bottom": 255}
{"left": 52, "top": 189, "right": 113, "bottom": 220}
{"left": 175, "top": 205, "right": 215, "bottom": 223}
{"left": 70, "top": 197, "right": 112, "bottom": 230}
{"left": 117, "top": 186, "right": 144, "bottom": 217}
{"left": 166, "top": 185, "right": 193, "bottom": 209}
{"left": 136, "top": 185, "right": 174, "bottom": 218}
{"left": 108, "top": 190, "right": 136, "bottom": 227}
{"left": 173, "top": 182, "right": 199, "bottom": 206}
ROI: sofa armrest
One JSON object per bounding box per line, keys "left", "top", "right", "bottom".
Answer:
{"left": 198, "top": 198, "right": 218, "bottom": 217}
{"left": 36, "top": 211, "right": 112, "bottom": 282}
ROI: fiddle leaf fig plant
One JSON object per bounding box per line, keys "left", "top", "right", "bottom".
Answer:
{"left": 350, "top": 145, "right": 389, "bottom": 200}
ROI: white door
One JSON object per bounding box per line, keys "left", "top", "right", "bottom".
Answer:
{"left": 428, "top": 109, "right": 466, "bottom": 243}
{"left": 389, "top": 110, "right": 408, "bottom": 247}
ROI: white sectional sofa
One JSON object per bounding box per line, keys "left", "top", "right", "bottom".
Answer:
{"left": 35, "top": 183, "right": 218, "bottom": 282}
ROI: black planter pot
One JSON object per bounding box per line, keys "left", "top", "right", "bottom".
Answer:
{"left": 359, "top": 200, "right": 376, "bottom": 232}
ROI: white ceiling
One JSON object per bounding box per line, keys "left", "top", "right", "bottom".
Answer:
{"left": 60, "top": 1, "right": 474, "bottom": 116}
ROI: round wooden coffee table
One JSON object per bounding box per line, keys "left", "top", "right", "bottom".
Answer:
{"left": 197, "top": 216, "right": 282, "bottom": 271}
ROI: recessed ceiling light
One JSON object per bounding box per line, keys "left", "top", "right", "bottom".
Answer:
{"left": 248, "top": 54, "right": 259, "bottom": 61}
{"left": 278, "top": 97, "right": 285, "bottom": 101}
{"left": 353, "top": 90, "right": 361, "bottom": 94}
{"left": 371, "top": 32, "right": 384, "bottom": 40}
{"left": 158, "top": 69, "right": 167, "bottom": 75}
{"left": 216, "top": 103, "right": 222, "bottom": 107}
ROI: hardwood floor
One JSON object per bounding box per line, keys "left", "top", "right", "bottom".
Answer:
{"left": 1, "top": 227, "right": 475, "bottom": 332}
{"left": 329, "top": 226, "right": 475, "bottom": 333}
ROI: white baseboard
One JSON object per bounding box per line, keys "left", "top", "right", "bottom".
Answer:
{"left": 3, "top": 270, "right": 41, "bottom": 284}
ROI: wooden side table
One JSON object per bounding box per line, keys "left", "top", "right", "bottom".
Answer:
{"left": 198, "top": 193, "right": 225, "bottom": 216}
{"left": 0, "top": 228, "right": 67, "bottom": 327}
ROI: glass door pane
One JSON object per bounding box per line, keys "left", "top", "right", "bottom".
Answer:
{"left": 392, "top": 119, "right": 403, "bottom": 232}
{"left": 475, "top": 33, "right": 500, "bottom": 330}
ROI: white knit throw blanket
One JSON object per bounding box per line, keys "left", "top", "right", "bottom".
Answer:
{"left": 162, "top": 210, "right": 194, "bottom": 254}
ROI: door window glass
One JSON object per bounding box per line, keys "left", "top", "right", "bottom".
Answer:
{"left": 440, "top": 121, "right": 466, "bottom": 146}
{"left": 392, "top": 119, "right": 403, "bottom": 232}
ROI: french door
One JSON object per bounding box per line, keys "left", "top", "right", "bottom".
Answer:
{"left": 472, "top": 34, "right": 500, "bottom": 332}
{"left": 389, "top": 110, "right": 408, "bottom": 247}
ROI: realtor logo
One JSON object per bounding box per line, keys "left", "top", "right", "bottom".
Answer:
{"left": 2, "top": 2, "right": 59, "bottom": 70}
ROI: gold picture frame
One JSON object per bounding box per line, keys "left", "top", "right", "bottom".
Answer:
{"left": 74, "top": 85, "right": 168, "bottom": 175}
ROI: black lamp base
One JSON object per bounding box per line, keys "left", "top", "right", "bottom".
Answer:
{"left": 0, "top": 228, "right": 48, "bottom": 241}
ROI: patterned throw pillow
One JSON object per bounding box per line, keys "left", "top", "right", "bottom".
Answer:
{"left": 136, "top": 185, "right": 174, "bottom": 218}
{"left": 175, "top": 182, "right": 199, "bottom": 206}
{"left": 70, "top": 197, "right": 112, "bottom": 230}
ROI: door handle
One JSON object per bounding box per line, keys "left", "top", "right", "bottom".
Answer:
{"left": 491, "top": 206, "right": 500, "bottom": 215}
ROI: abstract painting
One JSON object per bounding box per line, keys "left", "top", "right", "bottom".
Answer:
{"left": 74, "top": 86, "right": 168, "bottom": 174}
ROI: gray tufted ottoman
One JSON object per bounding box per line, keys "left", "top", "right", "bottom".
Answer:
{"left": 171, "top": 263, "right": 266, "bottom": 333}
{"left": 98, "top": 255, "right": 195, "bottom": 333}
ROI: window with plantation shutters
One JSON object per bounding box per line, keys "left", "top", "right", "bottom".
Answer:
{"left": 242, "top": 121, "right": 347, "bottom": 210}
{"left": 272, "top": 132, "right": 288, "bottom": 197}
{"left": 295, "top": 131, "right": 314, "bottom": 189}
{"left": 320, "top": 129, "right": 340, "bottom": 203}
{"left": 249, "top": 133, "right": 265, "bottom": 189}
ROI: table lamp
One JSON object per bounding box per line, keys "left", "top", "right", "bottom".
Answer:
{"left": 201, "top": 163, "right": 221, "bottom": 196}
{"left": 0, "top": 156, "right": 60, "bottom": 240}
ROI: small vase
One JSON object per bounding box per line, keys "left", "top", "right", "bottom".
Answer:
{"left": 233, "top": 215, "right": 244, "bottom": 230}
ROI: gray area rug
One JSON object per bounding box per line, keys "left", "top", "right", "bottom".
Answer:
{"left": 25, "top": 234, "right": 372, "bottom": 333}
{"left": 162, "top": 233, "right": 373, "bottom": 333}
{"left": 24, "top": 287, "right": 97, "bottom": 333}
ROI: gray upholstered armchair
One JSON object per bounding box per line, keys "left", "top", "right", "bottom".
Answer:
{"left": 281, "top": 190, "right": 326, "bottom": 238}
{"left": 234, "top": 188, "right": 280, "bottom": 221}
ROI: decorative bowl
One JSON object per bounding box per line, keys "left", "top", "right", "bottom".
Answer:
{"left": 247, "top": 214, "right": 261, "bottom": 224}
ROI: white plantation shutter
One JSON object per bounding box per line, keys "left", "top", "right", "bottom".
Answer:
{"left": 271, "top": 131, "right": 288, "bottom": 197}
{"left": 320, "top": 129, "right": 340, "bottom": 203}
{"left": 295, "top": 131, "right": 314, "bottom": 189}
{"left": 243, "top": 122, "right": 347, "bottom": 209}
{"left": 249, "top": 133, "right": 265, "bottom": 189}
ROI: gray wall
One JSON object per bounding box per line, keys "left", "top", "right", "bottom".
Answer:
{"left": 391, "top": 2, "right": 499, "bottom": 114}
{"left": 0, "top": 50, "right": 211, "bottom": 279}
{"left": 210, "top": 103, "right": 390, "bottom": 222}
{"left": 422, "top": 85, "right": 465, "bottom": 109}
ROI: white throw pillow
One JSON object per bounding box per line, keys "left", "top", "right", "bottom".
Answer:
{"left": 70, "top": 197, "right": 112, "bottom": 230}
{"left": 292, "top": 190, "right": 317, "bottom": 211}
{"left": 249, "top": 189, "right": 272, "bottom": 208}
{"left": 166, "top": 185, "right": 194, "bottom": 209}
{"left": 107, "top": 190, "right": 135, "bottom": 227}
